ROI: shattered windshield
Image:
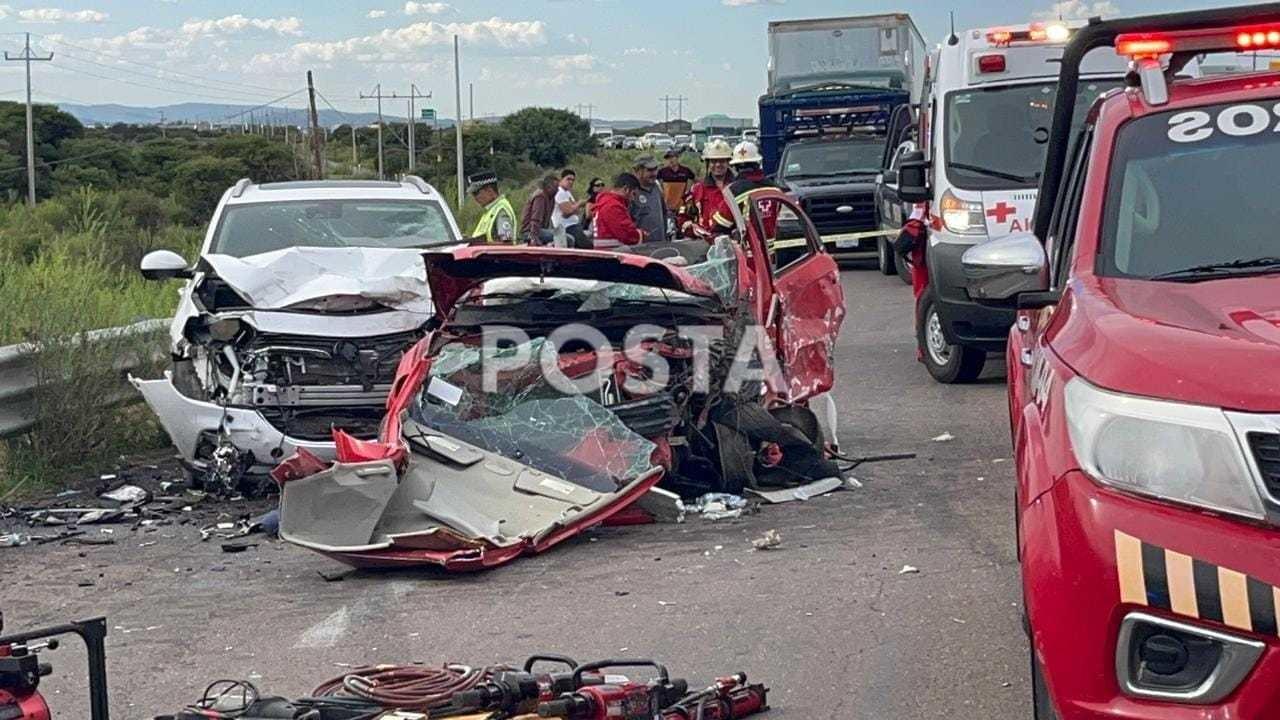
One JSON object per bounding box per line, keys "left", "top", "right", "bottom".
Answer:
{"left": 211, "top": 200, "right": 457, "bottom": 258}
{"left": 409, "top": 337, "right": 657, "bottom": 493}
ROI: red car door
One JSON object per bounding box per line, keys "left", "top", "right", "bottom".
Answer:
{"left": 751, "top": 193, "right": 845, "bottom": 402}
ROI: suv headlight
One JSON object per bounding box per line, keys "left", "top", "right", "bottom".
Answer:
{"left": 1065, "top": 378, "right": 1265, "bottom": 519}
{"left": 939, "top": 190, "right": 986, "bottom": 235}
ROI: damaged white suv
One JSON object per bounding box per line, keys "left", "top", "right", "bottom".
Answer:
{"left": 131, "top": 177, "right": 462, "bottom": 491}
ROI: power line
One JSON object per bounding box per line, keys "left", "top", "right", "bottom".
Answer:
{"left": 35, "top": 33, "right": 296, "bottom": 96}
{"left": 51, "top": 47, "right": 288, "bottom": 101}
{"left": 0, "top": 144, "right": 131, "bottom": 176}
{"left": 47, "top": 60, "right": 282, "bottom": 104}
{"left": 211, "top": 88, "right": 307, "bottom": 124}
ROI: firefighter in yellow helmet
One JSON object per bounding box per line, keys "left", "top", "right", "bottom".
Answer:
{"left": 679, "top": 139, "right": 735, "bottom": 239}
{"left": 711, "top": 140, "right": 779, "bottom": 237}
{"left": 467, "top": 172, "right": 516, "bottom": 243}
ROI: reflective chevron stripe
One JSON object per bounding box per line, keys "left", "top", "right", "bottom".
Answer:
{"left": 1115, "top": 529, "right": 1280, "bottom": 636}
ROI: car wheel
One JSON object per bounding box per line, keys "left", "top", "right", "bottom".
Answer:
{"left": 877, "top": 237, "right": 897, "bottom": 276}
{"left": 917, "top": 294, "right": 985, "bottom": 383}
{"left": 1030, "top": 644, "right": 1059, "bottom": 720}
{"left": 894, "top": 248, "right": 912, "bottom": 285}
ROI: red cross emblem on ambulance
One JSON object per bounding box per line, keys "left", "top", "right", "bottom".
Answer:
{"left": 986, "top": 202, "right": 1016, "bottom": 224}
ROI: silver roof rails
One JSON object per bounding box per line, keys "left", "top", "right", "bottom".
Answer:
{"left": 402, "top": 175, "right": 431, "bottom": 194}
{"left": 230, "top": 177, "right": 253, "bottom": 198}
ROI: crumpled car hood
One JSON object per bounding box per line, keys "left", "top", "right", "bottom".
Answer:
{"left": 423, "top": 246, "right": 720, "bottom": 317}
{"left": 201, "top": 246, "right": 433, "bottom": 315}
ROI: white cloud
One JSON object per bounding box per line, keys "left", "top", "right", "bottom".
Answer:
{"left": 1034, "top": 1, "right": 1120, "bottom": 20}
{"left": 367, "top": 9, "right": 387, "bottom": 18}
{"left": 547, "top": 53, "right": 595, "bottom": 71}
{"left": 18, "top": 7, "right": 108, "bottom": 23}
{"left": 403, "top": 1, "right": 449, "bottom": 15}
{"left": 721, "top": 0, "right": 784, "bottom": 6}
{"left": 180, "top": 14, "right": 303, "bottom": 37}
{"left": 282, "top": 17, "right": 547, "bottom": 63}
{"left": 623, "top": 47, "right": 656, "bottom": 56}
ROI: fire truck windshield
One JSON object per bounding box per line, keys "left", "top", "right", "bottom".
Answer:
{"left": 1099, "top": 99, "right": 1280, "bottom": 281}
{"left": 945, "top": 79, "right": 1121, "bottom": 190}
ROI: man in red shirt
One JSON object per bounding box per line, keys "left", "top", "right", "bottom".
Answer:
{"left": 592, "top": 173, "right": 646, "bottom": 248}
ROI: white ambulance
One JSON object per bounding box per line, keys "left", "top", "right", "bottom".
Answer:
{"left": 899, "top": 21, "right": 1130, "bottom": 383}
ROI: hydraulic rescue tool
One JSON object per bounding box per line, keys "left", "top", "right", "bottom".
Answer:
{"left": 0, "top": 614, "right": 110, "bottom": 720}
{"left": 661, "top": 673, "right": 769, "bottom": 720}
{"left": 448, "top": 655, "right": 607, "bottom": 716}
{"left": 536, "top": 660, "right": 688, "bottom": 720}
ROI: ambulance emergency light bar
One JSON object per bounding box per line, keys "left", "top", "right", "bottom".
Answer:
{"left": 1033, "top": 2, "right": 1280, "bottom": 241}
{"left": 986, "top": 22, "right": 1072, "bottom": 46}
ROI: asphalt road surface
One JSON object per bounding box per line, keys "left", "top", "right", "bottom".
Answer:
{"left": 4, "top": 263, "right": 1027, "bottom": 720}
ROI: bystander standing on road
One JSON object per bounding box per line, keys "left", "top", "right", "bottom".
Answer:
{"left": 551, "top": 168, "right": 591, "bottom": 249}
{"left": 630, "top": 154, "right": 668, "bottom": 242}
{"left": 593, "top": 172, "right": 646, "bottom": 248}
{"left": 657, "top": 149, "right": 695, "bottom": 217}
{"left": 520, "top": 173, "right": 559, "bottom": 245}
{"left": 584, "top": 177, "right": 605, "bottom": 233}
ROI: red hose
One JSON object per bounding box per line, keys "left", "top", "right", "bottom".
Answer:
{"left": 311, "top": 663, "right": 494, "bottom": 712}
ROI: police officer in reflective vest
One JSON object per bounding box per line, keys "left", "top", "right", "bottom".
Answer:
{"left": 712, "top": 141, "right": 779, "bottom": 239}
{"left": 467, "top": 172, "right": 517, "bottom": 243}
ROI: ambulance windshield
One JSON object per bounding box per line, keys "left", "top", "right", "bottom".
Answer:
{"left": 945, "top": 79, "right": 1121, "bottom": 190}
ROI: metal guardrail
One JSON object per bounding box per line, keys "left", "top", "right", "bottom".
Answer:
{"left": 0, "top": 318, "right": 168, "bottom": 439}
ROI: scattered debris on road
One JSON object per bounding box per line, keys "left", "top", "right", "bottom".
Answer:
{"left": 931, "top": 432, "right": 955, "bottom": 443}
{"left": 899, "top": 564, "right": 920, "bottom": 575}
{"left": 752, "top": 529, "right": 783, "bottom": 550}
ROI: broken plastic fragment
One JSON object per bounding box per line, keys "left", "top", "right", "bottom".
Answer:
{"left": 751, "top": 529, "right": 782, "bottom": 550}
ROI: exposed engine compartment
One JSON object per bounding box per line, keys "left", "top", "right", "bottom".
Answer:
{"left": 183, "top": 322, "right": 422, "bottom": 441}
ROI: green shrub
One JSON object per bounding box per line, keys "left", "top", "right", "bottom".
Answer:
{"left": 172, "top": 156, "right": 246, "bottom": 226}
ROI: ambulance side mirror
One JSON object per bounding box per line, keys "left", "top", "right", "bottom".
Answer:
{"left": 897, "top": 151, "right": 930, "bottom": 203}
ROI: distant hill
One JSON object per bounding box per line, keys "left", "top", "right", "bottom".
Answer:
{"left": 56, "top": 102, "right": 449, "bottom": 129}
{"left": 54, "top": 102, "right": 660, "bottom": 133}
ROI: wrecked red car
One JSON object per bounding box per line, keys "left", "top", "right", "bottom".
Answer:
{"left": 275, "top": 189, "right": 846, "bottom": 570}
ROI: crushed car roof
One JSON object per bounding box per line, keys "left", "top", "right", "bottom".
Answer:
{"left": 423, "top": 246, "right": 722, "bottom": 317}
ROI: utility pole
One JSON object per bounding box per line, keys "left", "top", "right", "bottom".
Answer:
{"left": 453, "top": 34, "right": 464, "bottom": 211}
{"left": 306, "top": 70, "right": 324, "bottom": 179}
{"left": 660, "top": 95, "right": 688, "bottom": 127}
{"left": 350, "top": 125, "right": 358, "bottom": 169}
{"left": 469, "top": 82, "right": 474, "bottom": 121}
{"left": 361, "top": 84, "right": 430, "bottom": 175}
{"left": 159, "top": 110, "right": 167, "bottom": 139}
{"left": 360, "top": 83, "right": 386, "bottom": 179}
{"left": 407, "top": 84, "right": 430, "bottom": 172}
{"left": 5, "top": 33, "right": 53, "bottom": 207}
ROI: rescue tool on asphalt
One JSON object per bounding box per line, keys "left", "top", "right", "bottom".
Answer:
{"left": 955, "top": 4, "right": 1280, "bottom": 717}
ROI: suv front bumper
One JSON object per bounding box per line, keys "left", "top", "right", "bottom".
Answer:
{"left": 1024, "top": 471, "right": 1280, "bottom": 718}
{"left": 131, "top": 373, "right": 338, "bottom": 472}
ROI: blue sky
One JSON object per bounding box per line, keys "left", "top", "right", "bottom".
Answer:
{"left": 0, "top": 0, "right": 1262, "bottom": 121}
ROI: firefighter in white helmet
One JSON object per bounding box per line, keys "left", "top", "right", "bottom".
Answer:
{"left": 678, "top": 139, "right": 735, "bottom": 239}
{"left": 712, "top": 140, "right": 779, "bottom": 236}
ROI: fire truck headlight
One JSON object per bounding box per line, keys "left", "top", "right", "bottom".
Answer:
{"left": 1065, "top": 377, "right": 1266, "bottom": 520}
{"left": 939, "top": 190, "right": 986, "bottom": 235}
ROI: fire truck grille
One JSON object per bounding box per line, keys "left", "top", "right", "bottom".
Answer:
{"left": 1247, "top": 432, "right": 1280, "bottom": 497}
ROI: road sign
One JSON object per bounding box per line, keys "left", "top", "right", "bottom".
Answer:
{"left": 421, "top": 108, "right": 437, "bottom": 120}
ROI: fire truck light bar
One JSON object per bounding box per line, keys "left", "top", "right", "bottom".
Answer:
{"left": 1116, "top": 25, "right": 1280, "bottom": 57}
